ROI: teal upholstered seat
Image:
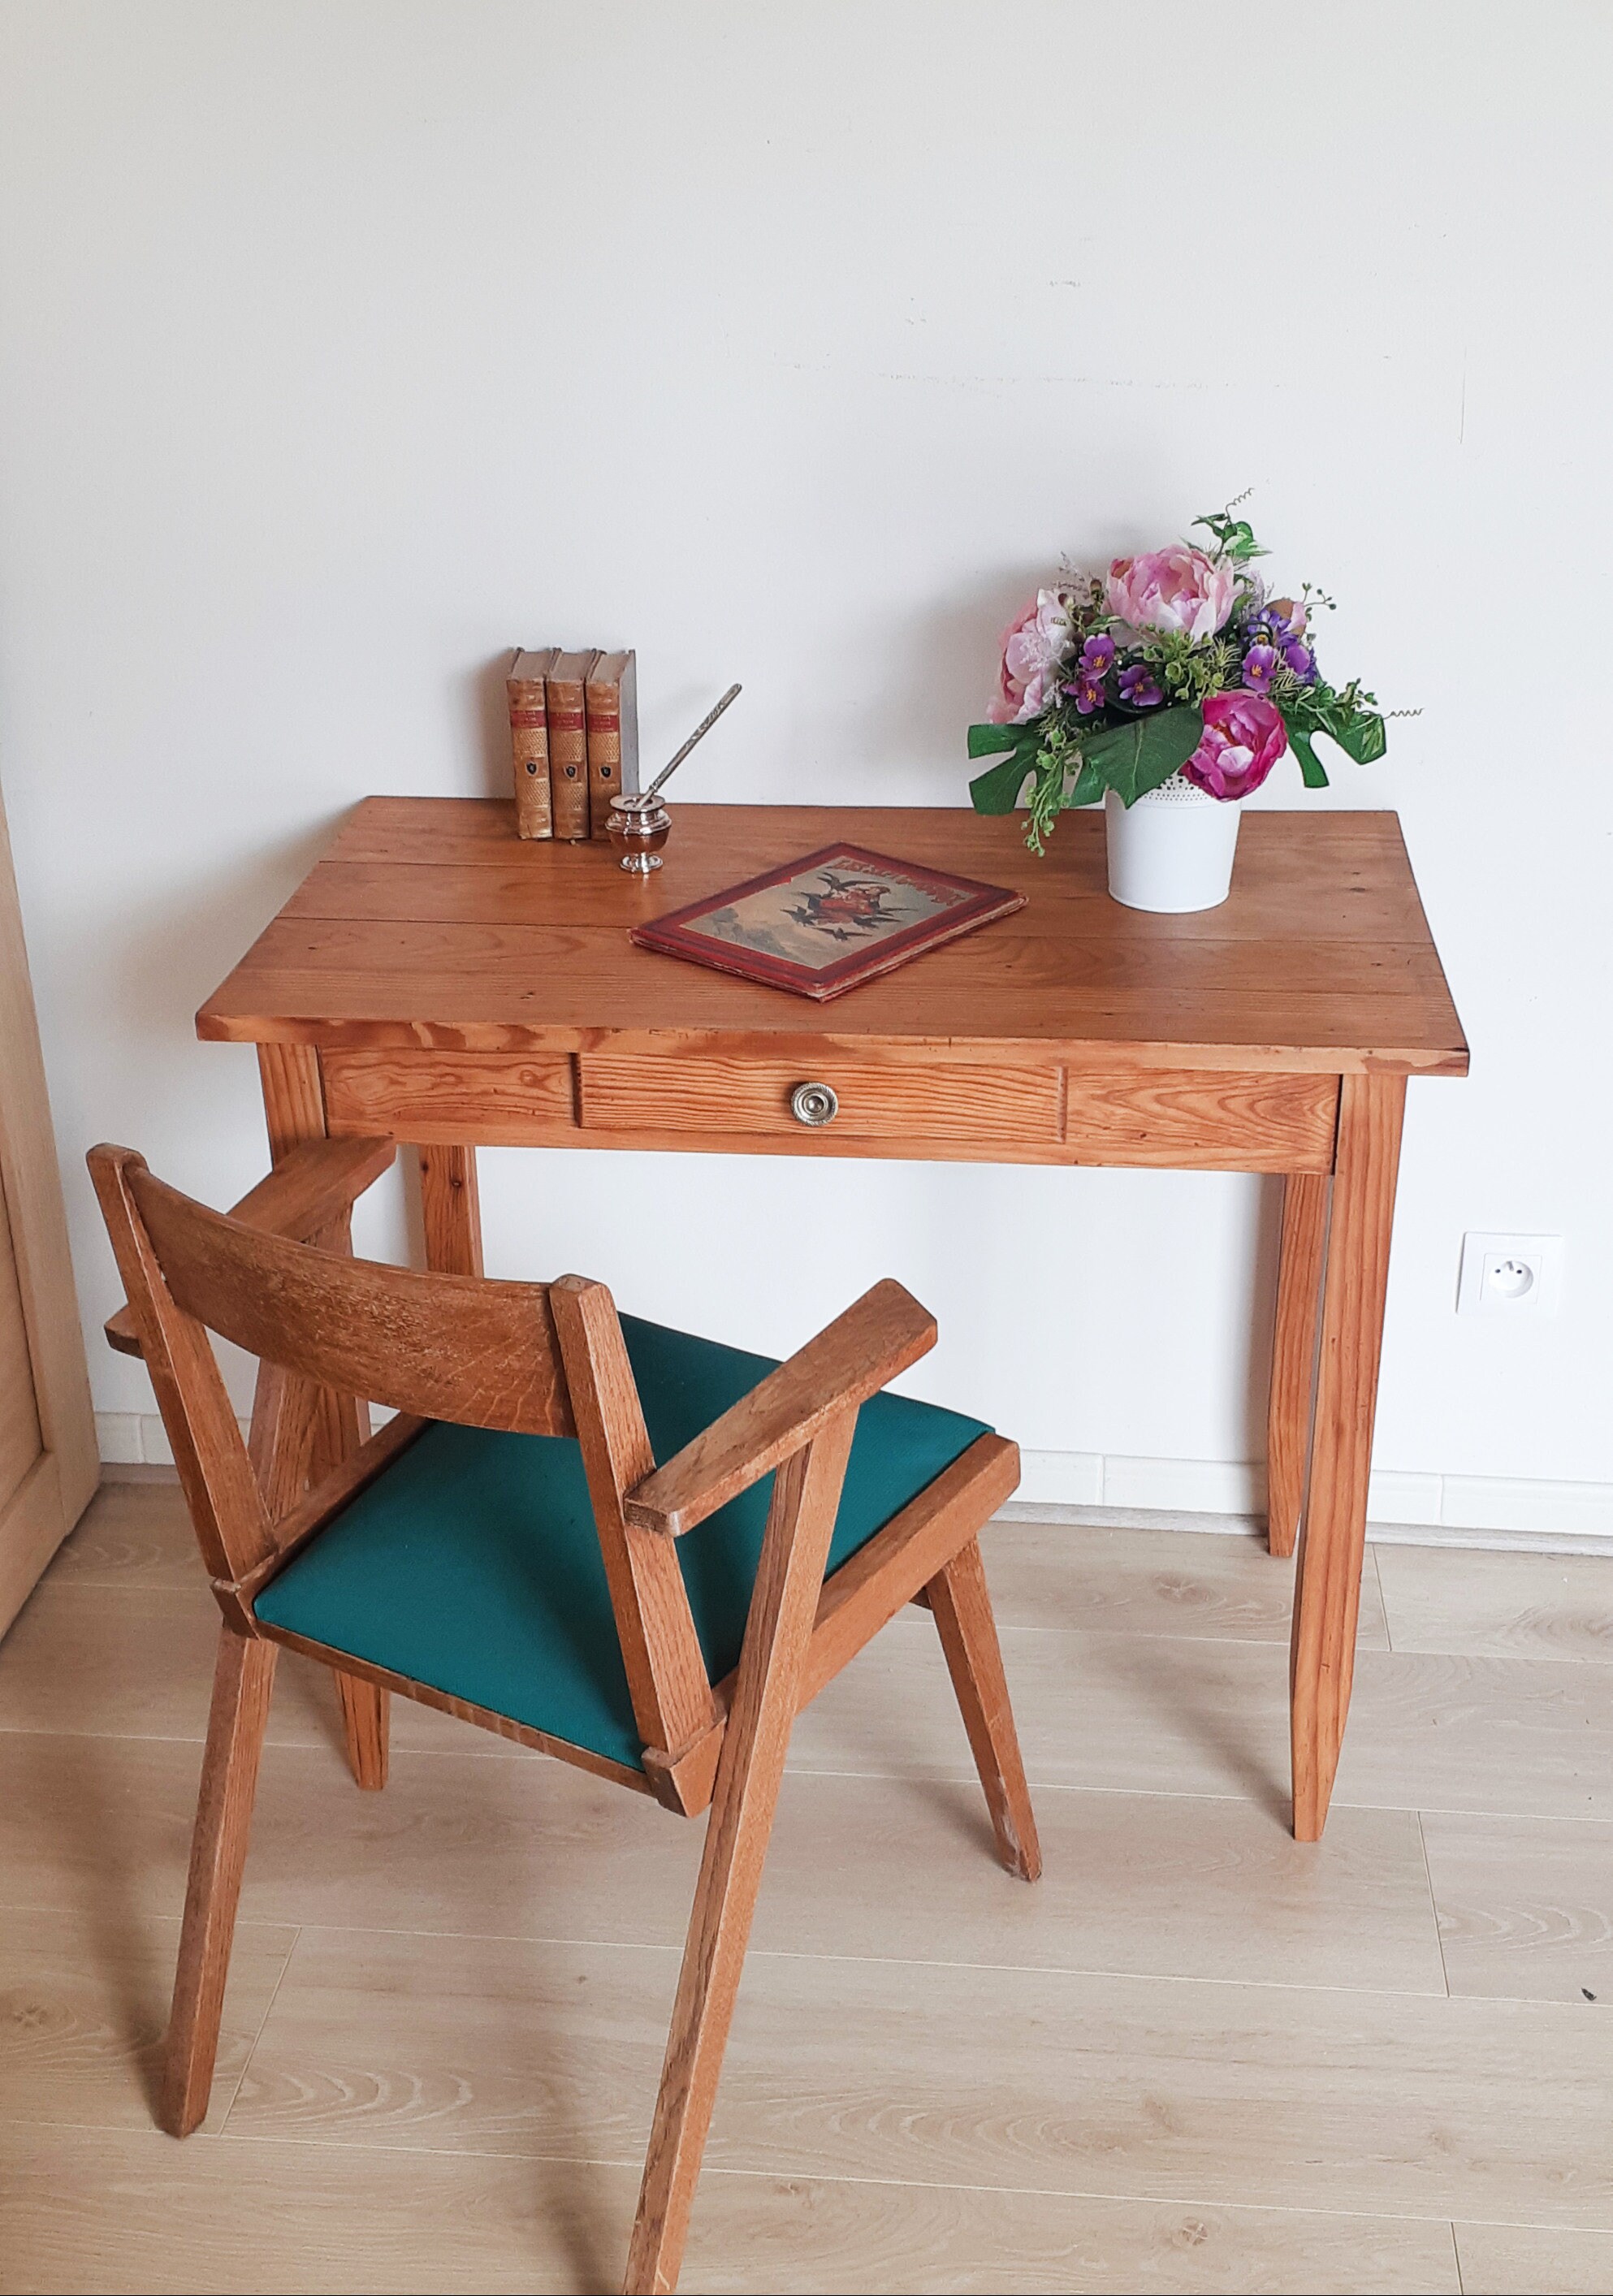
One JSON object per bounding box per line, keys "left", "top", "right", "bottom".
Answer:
{"left": 254, "top": 1312, "right": 991, "bottom": 1772}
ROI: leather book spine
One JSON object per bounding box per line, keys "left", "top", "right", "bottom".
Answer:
{"left": 507, "top": 659, "right": 554, "bottom": 839}
{"left": 547, "top": 657, "right": 594, "bottom": 841}
{"left": 584, "top": 657, "right": 625, "bottom": 836}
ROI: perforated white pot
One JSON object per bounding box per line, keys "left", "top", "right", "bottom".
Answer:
{"left": 1104, "top": 776, "right": 1243, "bottom": 913}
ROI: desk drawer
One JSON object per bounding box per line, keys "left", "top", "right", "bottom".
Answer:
{"left": 576, "top": 1052, "right": 1061, "bottom": 1147}
{"left": 322, "top": 1049, "right": 574, "bottom": 1144}
{"left": 1062, "top": 1066, "right": 1338, "bottom": 1171}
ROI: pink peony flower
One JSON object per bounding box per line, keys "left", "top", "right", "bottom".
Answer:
{"left": 1105, "top": 546, "right": 1236, "bottom": 642}
{"left": 1183, "top": 690, "right": 1288, "bottom": 801}
{"left": 988, "top": 588, "right": 1076, "bottom": 723}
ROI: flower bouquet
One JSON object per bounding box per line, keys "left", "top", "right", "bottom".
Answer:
{"left": 967, "top": 507, "right": 1390, "bottom": 910}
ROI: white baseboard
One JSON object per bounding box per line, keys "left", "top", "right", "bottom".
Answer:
{"left": 993, "top": 1501, "right": 1613, "bottom": 1560}
{"left": 1014, "top": 1448, "right": 1611, "bottom": 1541}
{"left": 1015, "top": 1451, "right": 1451, "bottom": 1527}
{"left": 98, "top": 1409, "right": 249, "bottom": 1470}
{"left": 93, "top": 1412, "right": 145, "bottom": 1465}
{"left": 95, "top": 1415, "right": 1613, "bottom": 1554}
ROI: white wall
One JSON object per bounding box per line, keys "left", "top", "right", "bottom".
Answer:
{"left": 2, "top": 2, "right": 1610, "bottom": 1523}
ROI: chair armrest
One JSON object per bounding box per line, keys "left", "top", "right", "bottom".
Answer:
{"left": 621, "top": 1278, "right": 936, "bottom": 1537}
{"left": 104, "top": 1135, "right": 396, "bottom": 1356}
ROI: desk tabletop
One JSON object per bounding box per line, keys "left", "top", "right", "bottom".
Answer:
{"left": 197, "top": 799, "right": 1468, "bottom": 1076}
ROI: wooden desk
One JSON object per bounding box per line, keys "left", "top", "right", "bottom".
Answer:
{"left": 198, "top": 798, "right": 1468, "bottom": 1838}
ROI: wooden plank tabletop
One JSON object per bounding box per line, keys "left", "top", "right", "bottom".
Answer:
{"left": 196, "top": 800, "right": 1468, "bottom": 1076}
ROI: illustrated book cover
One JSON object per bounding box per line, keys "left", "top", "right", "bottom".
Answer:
{"left": 629, "top": 843, "right": 1025, "bottom": 1001}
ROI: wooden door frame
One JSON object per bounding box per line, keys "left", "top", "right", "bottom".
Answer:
{"left": 0, "top": 779, "right": 97, "bottom": 1633}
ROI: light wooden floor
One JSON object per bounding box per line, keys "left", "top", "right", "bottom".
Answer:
{"left": 3, "top": 1486, "right": 1613, "bottom": 2295}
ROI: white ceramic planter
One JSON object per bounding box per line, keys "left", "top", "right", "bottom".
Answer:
{"left": 1104, "top": 776, "right": 1243, "bottom": 912}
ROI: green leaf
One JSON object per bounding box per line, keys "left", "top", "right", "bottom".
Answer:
{"left": 1191, "top": 509, "right": 1267, "bottom": 562}
{"left": 969, "top": 748, "right": 1040, "bottom": 815}
{"left": 1318, "top": 706, "right": 1387, "bottom": 764}
{"left": 1066, "top": 757, "right": 1105, "bottom": 808}
{"left": 1079, "top": 705, "right": 1204, "bottom": 806}
{"left": 967, "top": 720, "right": 1031, "bottom": 759}
{"left": 1222, "top": 521, "right": 1266, "bottom": 563}
{"left": 1282, "top": 712, "right": 1331, "bottom": 789}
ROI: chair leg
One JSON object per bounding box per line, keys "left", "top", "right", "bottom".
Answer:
{"left": 335, "top": 1673, "right": 389, "bottom": 1789}
{"left": 927, "top": 1536, "right": 1041, "bottom": 1882}
{"left": 623, "top": 1425, "right": 853, "bottom": 2296}
{"left": 162, "top": 1624, "right": 278, "bottom": 2137}
{"left": 248, "top": 1361, "right": 383, "bottom": 1791}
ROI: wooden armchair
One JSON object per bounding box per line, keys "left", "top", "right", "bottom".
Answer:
{"left": 90, "top": 1136, "right": 1040, "bottom": 2296}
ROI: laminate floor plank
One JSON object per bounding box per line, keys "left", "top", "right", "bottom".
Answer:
{"left": 973, "top": 1520, "right": 1390, "bottom": 1650}
{"left": 227, "top": 1925, "right": 1613, "bottom": 2230}
{"left": 0, "top": 1904, "right": 296, "bottom": 2138}
{"left": 707, "top": 1961, "right": 1613, "bottom": 2232}
{"left": 667, "top": 2176, "right": 1465, "bottom": 2296}
{"left": 1420, "top": 1810, "right": 1613, "bottom": 2005}
{"left": 794, "top": 1614, "right": 1295, "bottom": 1811}
{"left": 0, "top": 1578, "right": 465, "bottom": 1761}
{"left": 0, "top": 1730, "right": 1446, "bottom": 1995}
{"left": 1325, "top": 1650, "right": 1613, "bottom": 1823}
{"left": 751, "top": 1773, "right": 1445, "bottom": 1994}
{"left": 0, "top": 1726, "right": 699, "bottom": 1943}
{"left": 0, "top": 1580, "right": 221, "bottom": 1740}
{"left": 1453, "top": 2219, "right": 1613, "bottom": 2294}
{"left": 47, "top": 1479, "right": 201, "bottom": 1589}
{"left": 0, "top": 2121, "right": 620, "bottom": 2296}
{"left": 227, "top": 1925, "right": 677, "bottom": 2155}
{"left": 0, "top": 2124, "right": 1464, "bottom": 2296}
{"left": 792, "top": 1618, "right": 1613, "bottom": 1822}
{"left": 1376, "top": 1546, "right": 1613, "bottom": 1663}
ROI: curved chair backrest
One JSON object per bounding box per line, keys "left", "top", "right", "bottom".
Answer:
{"left": 89, "top": 1144, "right": 573, "bottom": 1580}
{"left": 89, "top": 1143, "right": 720, "bottom": 1780}
{"left": 131, "top": 1161, "right": 573, "bottom": 1440}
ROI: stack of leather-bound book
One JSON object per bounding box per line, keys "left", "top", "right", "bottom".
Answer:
{"left": 505, "top": 647, "right": 638, "bottom": 840}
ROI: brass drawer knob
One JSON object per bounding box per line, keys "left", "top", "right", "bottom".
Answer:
{"left": 789, "top": 1081, "right": 839, "bottom": 1128}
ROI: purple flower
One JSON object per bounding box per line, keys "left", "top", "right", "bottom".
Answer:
{"left": 1246, "top": 596, "right": 1308, "bottom": 649}
{"left": 1282, "top": 640, "right": 1315, "bottom": 681}
{"left": 1241, "top": 643, "right": 1281, "bottom": 693}
{"left": 1066, "top": 633, "right": 1114, "bottom": 716}
{"left": 1118, "top": 662, "right": 1162, "bottom": 708}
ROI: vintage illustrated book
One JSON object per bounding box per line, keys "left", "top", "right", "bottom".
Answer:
{"left": 545, "top": 649, "right": 599, "bottom": 841}
{"left": 506, "top": 646, "right": 560, "bottom": 838}
{"left": 584, "top": 649, "right": 638, "bottom": 835}
{"left": 629, "top": 843, "right": 1026, "bottom": 1001}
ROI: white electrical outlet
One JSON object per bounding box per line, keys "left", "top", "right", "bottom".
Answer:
{"left": 1457, "top": 1232, "right": 1564, "bottom": 1317}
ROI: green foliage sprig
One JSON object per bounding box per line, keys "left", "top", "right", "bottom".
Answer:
{"left": 1190, "top": 504, "right": 1267, "bottom": 563}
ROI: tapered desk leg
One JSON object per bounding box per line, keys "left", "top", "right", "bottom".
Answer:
{"left": 254, "top": 1046, "right": 372, "bottom": 1479}
{"left": 1266, "top": 1173, "right": 1330, "bottom": 1558}
{"left": 417, "top": 1145, "right": 483, "bottom": 1277}
{"left": 1290, "top": 1073, "right": 1405, "bottom": 1840}
{"left": 254, "top": 1044, "right": 383, "bottom": 1789}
